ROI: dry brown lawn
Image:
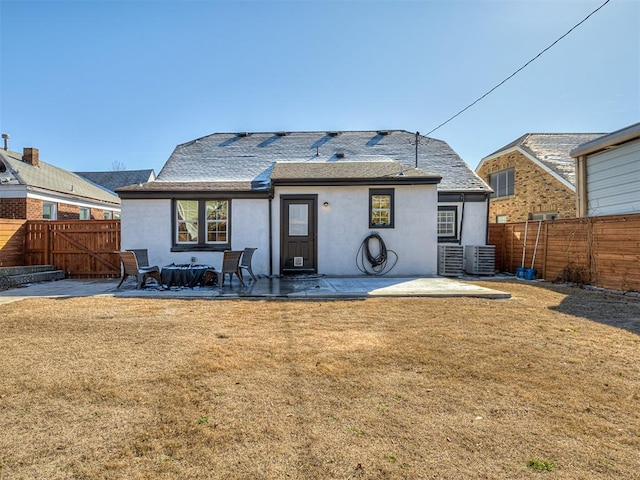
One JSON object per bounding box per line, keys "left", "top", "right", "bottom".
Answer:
{"left": 0, "top": 280, "right": 638, "bottom": 479}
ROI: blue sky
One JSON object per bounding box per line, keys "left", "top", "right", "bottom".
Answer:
{"left": 1, "top": 0, "right": 638, "bottom": 174}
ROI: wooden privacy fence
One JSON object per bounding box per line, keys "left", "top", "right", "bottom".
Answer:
{"left": 24, "top": 220, "right": 121, "bottom": 278}
{"left": 489, "top": 213, "right": 640, "bottom": 292}
{"left": 0, "top": 219, "right": 28, "bottom": 267}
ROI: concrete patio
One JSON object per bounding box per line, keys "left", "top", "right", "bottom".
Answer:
{"left": 0, "top": 275, "right": 511, "bottom": 305}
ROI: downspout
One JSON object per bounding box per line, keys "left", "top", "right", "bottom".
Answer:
{"left": 268, "top": 194, "right": 273, "bottom": 277}
{"left": 458, "top": 193, "right": 465, "bottom": 245}
{"left": 484, "top": 193, "right": 490, "bottom": 244}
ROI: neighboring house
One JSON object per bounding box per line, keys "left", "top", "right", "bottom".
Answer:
{"left": 75, "top": 169, "right": 156, "bottom": 194}
{"left": 0, "top": 144, "right": 121, "bottom": 220}
{"left": 476, "top": 133, "right": 605, "bottom": 223}
{"left": 571, "top": 122, "right": 640, "bottom": 217}
{"left": 118, "top": 130, "right": 491, "bottom": 277}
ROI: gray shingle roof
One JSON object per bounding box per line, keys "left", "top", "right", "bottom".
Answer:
{"left": 487, "top": 133, "right": 606, "bottom": 186}
{"left": 271, "top": 160, "right": 440, "bottom": 183}
{"left": 151, "top": 130, "right": 489, "bottom": 192}
{"left": 75, "top": 169, "right": 155, "bottom": 193}
{"left": 0, "top": 150, "right": 120, "bottom": 205}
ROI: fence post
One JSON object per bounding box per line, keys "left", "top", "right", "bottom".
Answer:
{"left": 43, "top": 223, "right": 50, "bottom": 265}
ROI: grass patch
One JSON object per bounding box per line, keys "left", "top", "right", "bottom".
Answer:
{"left": 0, "top": 280, "right": 638, "bottom": 479}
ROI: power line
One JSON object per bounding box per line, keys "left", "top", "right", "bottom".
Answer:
{"left": 425, "top": 0, "right": 612, "bottom": 137}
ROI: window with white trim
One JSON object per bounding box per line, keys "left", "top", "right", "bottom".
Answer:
{"left": 437, "top": 206, "right": 458, "bottom": 242}
{"left": 79, "top": 207, "right": 90, "bottom": 220}
{"left": 42, "top": 202, "right": 57, "bottom": 220}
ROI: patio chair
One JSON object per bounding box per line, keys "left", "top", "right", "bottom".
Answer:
{"left": 239, "top": 247, "right": 258, "bottom": 282}
{"left": 220, "top": 250, "right": 244, "bottom": 287}
{"left": 117, "top": 251, "right": 162, "bottom": 289}
{"left": 126, "top": 249, "right": 149, "bottom": 268}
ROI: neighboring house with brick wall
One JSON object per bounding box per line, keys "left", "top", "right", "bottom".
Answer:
{"left": 0, "top": 145, "right": 121, "bottom": 220}
{"left": 476, "top": 133, "right": 605, "bottom": 223}
{"left": 571, "top": 122, "right": 640, "bottom": 217}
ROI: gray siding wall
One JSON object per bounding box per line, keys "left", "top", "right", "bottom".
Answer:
{"left": 587, "top": 138, "right": 640, "bottom": 216}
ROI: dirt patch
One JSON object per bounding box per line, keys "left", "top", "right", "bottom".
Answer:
{"left": 0, "top": 280, "right": 638, "bottom": 479}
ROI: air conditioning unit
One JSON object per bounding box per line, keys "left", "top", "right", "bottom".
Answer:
{"left": 438, "top": 245, "right": 464, "bottom": 276}
{"left": 465, "top": 245, "right": 496, "bottom": 275}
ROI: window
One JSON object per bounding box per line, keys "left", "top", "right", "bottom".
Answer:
{"left": 205, "top": 200, "right": 228, "bottom": 243}
{"left": 42, "top": 202, "right": 57, "bottom": 220}
{"left": 173, "top": 199, "right": 230, "bottom": 250}
{"left": 496, "top": 215, "right": 508, "bottom": 224}
{"left": 489, "top": 168, "right": 514, "bottom": 198}
{"left": 437, "top": 206, "right": 458, "bottom": 242}
{"left": 369, "top": 188, "right": 394, "bottom": 228}
{"left": 79, "top": 207, "right": 90, "bottom": 220}
{"left": 104, "top": 211, "right": 112, "bottom": 220}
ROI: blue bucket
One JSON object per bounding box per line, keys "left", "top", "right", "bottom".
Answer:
{"left": 524, "top": 268, "right": 537, "bottom": 280}
{"left": 516, "top": 267, "right": 525, "bottom": 278}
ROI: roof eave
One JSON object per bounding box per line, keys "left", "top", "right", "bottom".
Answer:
{"left": 26, "top": 186, "right": 121, "bottom": 206}
{"left": 117, "top": 187, "right": 270, "bottom": 199}
{"left": 271, "top": 176, "right": 441, "bottom": 187}
{"left": 477, "top": 145, "right": 575, "bottom": 192}
{"left": 570, "top": 122, "right": 640, "bottom": 157}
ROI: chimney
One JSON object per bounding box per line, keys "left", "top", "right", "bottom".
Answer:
{"left": 23, "top": 147, "right": 40, "bottom": 167}
{"left": 1, "top": 133, "right": 9, "bottom": 150}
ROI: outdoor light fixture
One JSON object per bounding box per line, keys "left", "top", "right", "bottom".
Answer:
{"left": 323, "top": 201, "right": 329, "bottom": 207}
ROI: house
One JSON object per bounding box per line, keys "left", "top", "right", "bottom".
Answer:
{"left": 0, "top": 141, "right": 121, "bottom": 220}
{"left": 75, "top": 169, "right": 156, "bottom": 196}
{"left": 117, "top": 130, "right": 491, "bottom": 277}
{"left": 476, "top": 133, "right": 605, "bottom": 223}
{"left": 571, "top": 122, "right": 640, "bottom": 217}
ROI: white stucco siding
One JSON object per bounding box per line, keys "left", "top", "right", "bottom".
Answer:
{"left": 436, "top": 200, "right": 488, "bottom": 248}
{"left": 273, "top": 185, "right": 438, "bottom": 276}
{"left": 229, "top": 199, "right": 270, "bottom": 275}
{"left": 121, "top": 199, "right": 174, "bottom": 267}
{"left": 458, "top": 201, "right": 488, "bottom": 246}
{"left": 121, "top": 198, "right": 271, "bottom": 275}
{"left": 586, "top": 139, "right": 640, "bottom": 216}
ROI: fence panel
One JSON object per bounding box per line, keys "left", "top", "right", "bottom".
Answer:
{"left": 488, "top": 214, "right": 640, "bottom": 292}
{"left": 25, "top": 220, "right": 121, "bottom": 278}
{"left": 0, "top": 219, "right": 27, "bottom": 267}
{"left": 591, "top": 215, "right": 640, "bottom": 291}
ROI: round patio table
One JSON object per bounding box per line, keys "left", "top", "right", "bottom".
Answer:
{"left": 161, "top": 264, "right": 215, "bottom": 288}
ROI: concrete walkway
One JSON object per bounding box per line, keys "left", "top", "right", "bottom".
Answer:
{"left": 0, "top": 275, "right": 510, "bottom": 305}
